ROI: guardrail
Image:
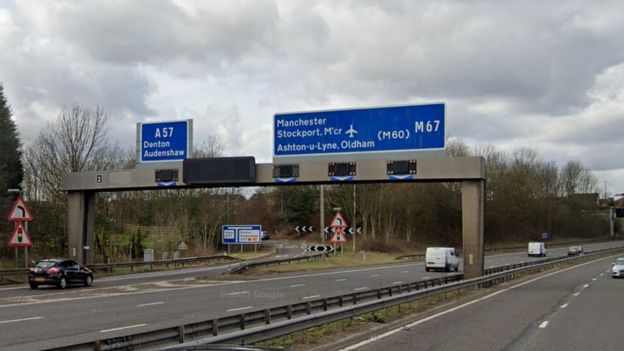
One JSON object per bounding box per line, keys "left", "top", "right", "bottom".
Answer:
{"left": 229, "top": 253, "right": 324, "bottom": 273}
{"left": 45, "top": 245, "right": 624, "bottom": 351}
{"left": 395, "top": 238, "right": 616, "bottom": 261}
{"left": 0, "top": 255, "right": 240, "bottom": 282}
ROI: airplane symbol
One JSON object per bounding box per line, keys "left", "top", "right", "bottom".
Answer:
{"left": 346, "top": 124, "right": 358, "bottom": 138}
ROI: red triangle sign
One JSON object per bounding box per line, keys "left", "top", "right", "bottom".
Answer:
{"left": 330, "top": 211, "right": 348, "bottom": 228}
{"left": 8, "top": 222, "right": 33, "bottom": 247}
{"left": 330, "top": 227, "right": 348, "bottom": 243}
{"left": 8, "top": 195, "right": 33, "bottom": 222}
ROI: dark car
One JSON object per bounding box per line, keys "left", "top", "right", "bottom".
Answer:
{"left": 261, "top": 231, "right": 271, "bottom": 240}
{"left": 567, "top": 246, "right": 584, "bottom": 256}
{"left": 28, "top": 259, "right": 93, "bottom": 289}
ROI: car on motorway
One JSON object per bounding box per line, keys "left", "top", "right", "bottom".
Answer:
{"left": 527, "top": 242, "right": 547, "bottom": 257}
{"left": 28, "top": 259, "right": 93, "bottom": 289}
{"left": 425, "top": 247, "right": 459, "bottom": 272}
{"left": 612, "top": 258, "right": 624, "bottom": 278}
{"left": 567, "top": 245, "right": 584, "bottom": 256}
{"left": 261, "top": 231, "right": 271, "bottom": 240}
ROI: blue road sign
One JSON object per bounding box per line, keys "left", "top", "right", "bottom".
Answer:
{"left": 140, "top": 120, "right": 191, "bottom": 162}
{"left": 274, "top": 104, "right": 445, "bottom": 157}
{"left": 222, "top": 225, "right": 262, "bottom": 245}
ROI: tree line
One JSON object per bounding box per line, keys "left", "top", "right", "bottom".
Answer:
{"left": 0, "top": 92, "right": 612, "bottom": 261}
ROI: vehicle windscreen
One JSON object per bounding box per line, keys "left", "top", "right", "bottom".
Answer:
{"left": 35, "top": 262, "right": 57, "bottom": 269}
{"left": 616, "top": 259, "right": 624, "bottom": 265}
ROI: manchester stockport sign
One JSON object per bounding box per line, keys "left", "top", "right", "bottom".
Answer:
{"left": 273, "top": 104, "right": 445, "bottom": 160}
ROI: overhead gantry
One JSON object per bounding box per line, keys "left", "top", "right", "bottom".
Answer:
{"left": 62, "top": 156, "right": 485, "bottom": 278}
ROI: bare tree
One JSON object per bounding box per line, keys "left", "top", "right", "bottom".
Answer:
{"left": 24, "top": 105, "right": 119, "bottom": 200}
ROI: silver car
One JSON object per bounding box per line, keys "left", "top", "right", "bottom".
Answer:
{"left": 612, "top": 258, "right": 624, "bottom": 278}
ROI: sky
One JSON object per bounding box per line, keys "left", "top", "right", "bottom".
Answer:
{"left": 0, "top": 0, "right": 623, "bottom": 195}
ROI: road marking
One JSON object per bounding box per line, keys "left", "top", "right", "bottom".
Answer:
{"left": 100, "top": 323, "right": 146, "bottom": 333}
{"left": 370, "top": 274, "right": 380, "bottom": 277}
{"left": 137, "top": 301, "right": 164, "bottom": 307}
{"left": 303, "top": 295, "right": 321, "bottom": 300}
{"left": 421, "top": 276, "right": 431, "bottom": 280}
{"left": 592, "top": 278, "right": 597, "bottom": 281}
{"left": 573, "top": 292, "right": 580, "bottom": 296}
{"left": 392, "top": 281, "right": 404, "bottom": 285}
{"left": 401, "top": 271, "right": 409, "bottom": 274}
{"left": 290, "top": 284, "right": 305, "bottom": 288}
{"left": 335, "top": 278, "right": 347, "bottom": 282}
{"left": 225, "top": 291, "right": 249, "bottom": 296}
{"left": 583, "top": 284, "right": 589, "bottom": 288}
{"left": 0, "top": 286, "right": 26, "bottom": 292}
{"left": 560, "top": 304, "right": 568, "bottom": 309}
{"left": 0, "top": 316, "right": 44, "bottom": 324}
{"left": 600, "top": 273, "right": 604, "bottom": 277}
{"left": 227, "top": 306, "right": 253, "bottom": 312}
{"left": 354, "top": 287, "right": 368, "bottom": 291}
{"left": 539, "top": 321, "right": 549, "bottom": 329}
{"left": 339, "top": 254, "right": 619, "bottom": 351}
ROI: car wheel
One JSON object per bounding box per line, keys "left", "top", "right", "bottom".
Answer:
{"left": 425, "top": 267, "right": 430, "bottom": 272}
{"left": 29, "top": 283, "right": 38, "bottom": 290}
{"left": 58, "top": 276, "right": 67, "bottom": 289}
{"left": 84, "top": 275, "right": 93, "bottom": 287}
{"left": 454, "top": 265, "right": 459, "bottom": 272}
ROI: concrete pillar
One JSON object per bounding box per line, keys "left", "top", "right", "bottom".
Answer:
{"left": 462, "top": 180, "right": 485, "bottom": 279}
{"left": 67, "top": 191, "right": 95, "bottom": 265}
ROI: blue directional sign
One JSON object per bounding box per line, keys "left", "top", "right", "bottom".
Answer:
{"left": 139, "top": 120, "right": 191, "bottom": 162}
{"left": 274, "top": 104, "right": 445, "bottom": 157}
{"left": 222, "top": 225, "right": 262, "bottom": 245}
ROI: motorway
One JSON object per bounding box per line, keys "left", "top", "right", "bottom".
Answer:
{"left": 346, "top": 254, "right": 623, "bottom": 351}
{"left": 0, "top": 241, "right": 622, "bottom": 350}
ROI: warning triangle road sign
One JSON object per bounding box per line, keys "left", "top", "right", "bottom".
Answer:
{"left": 8, "top": 195, "right": 33, "bottom": 222}
{"left": 330, "top": 211, "right": 348, "bottom": 228}
{"left": 8, "top": 222, "right": 32, "bottom": 247}
{"left": 330, "top": 227, "right": 348, "bottom": 243}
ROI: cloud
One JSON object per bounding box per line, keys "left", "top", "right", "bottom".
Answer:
{"left": 1, "top": 0, "right": 624, "bottom": 193}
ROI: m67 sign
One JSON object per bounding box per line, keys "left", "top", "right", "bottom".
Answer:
{"left": 274, "top": 104, "right": 445, "bottom": 159}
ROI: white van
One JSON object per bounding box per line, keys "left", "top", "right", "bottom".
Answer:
{"left": 528, "top": 242, "right": 547, "bottom": 257}
{"left": 425, "top": 247, "right": 459, "bottom": 272}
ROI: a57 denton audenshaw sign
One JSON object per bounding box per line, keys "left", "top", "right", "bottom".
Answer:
{"left": 274, "top": 104, "right": 445, "bottom": 158}
{"left": 138, "top": 120, "right": 192, "bottom": 163}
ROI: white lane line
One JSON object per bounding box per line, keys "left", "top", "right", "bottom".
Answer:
{"left": 354, "top": 287, "right": 368, "bottom": 291}
{"left": 227, "top": 306, "right": 253, "bottom": 312}
{"left": 592, "top": 278, "right": 597, "bottom": 281}
{"left": 339, "top": 254, "right": 616, "bottom": 351}
{"left": 560, "top": 304, "right": 568, "bottom": 309}
{"left": 392, "top": 281, "right": 404, "bottom": 285}
{"left": 137, "top": 301, "right": 164, "bottom": 307}
{"left": 335, "top": 278, "right": 347, "bottom": 282}
{"left": 0, "top": 316, "right": 44, "bottom": 324}
{"left": 539, "top": 321, "right": 549, "bottom": 329}
{"left": 401, "top": 271, "right": 409, "bottom": 274}
{"left": 289, "top": 284, "right": 306, "bottom": 288}
{"left": 225, "top": 291, "right": 249, "bottom": 296}
{"left": 600, "top": 273, "right": 604, "bottom": 277}
{"left": 0, "top": 286, "right": 26, "bottom": 292}
{"left": 303, "top": 295, "right": 321, "bottom": 300}
{"left": 573, "top": 292, "right": 580, "bottom": 296}
{"left": 583, "top": 284, "right": 589, "bottom": 288}
{"left": 100, "top": 323, "right": 146, "bottom": 333}
{"left": 370, "top": 274, "right": 380, "bottom": 277}
{"left": 421, "top": 276, "right": 431, "bottom": 280}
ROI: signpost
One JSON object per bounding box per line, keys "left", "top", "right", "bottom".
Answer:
{"left": 329, "top": 211, "right": 348, "bottom": 254}
{"left": 7, "top": 195, "right": 33, "bottom": 267}
{"left": 274, "top": 104, "right": 445, "bottom": 161}
{"left": 138, "top": 120, "right": 192, "bottom": 163}
{"left": 222, "top": 225, "right": 262, "bottom": 253}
